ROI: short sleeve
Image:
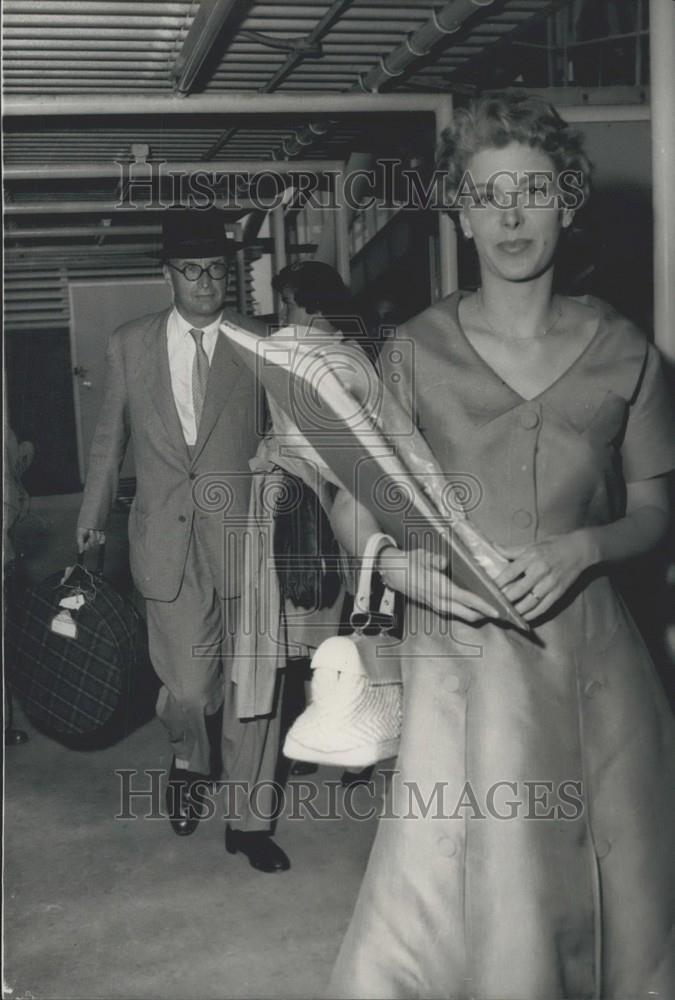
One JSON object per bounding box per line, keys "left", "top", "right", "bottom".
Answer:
{"left": 621, "top": 343, "right": 675, "bottom": 482}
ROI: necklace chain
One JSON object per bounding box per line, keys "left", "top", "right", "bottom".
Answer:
{"left": 475, "top": 290, "right": 562, "bottom": 340}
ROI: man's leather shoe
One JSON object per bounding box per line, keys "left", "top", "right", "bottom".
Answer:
{"left": 225, "top": 825, "right": 290, "bottom": 873}
{"left": 166, "top": 758, "right": 207, "bottom": 837}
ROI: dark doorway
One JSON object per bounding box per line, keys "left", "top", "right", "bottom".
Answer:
{"left": 5, "top": 327, "right": 81, "bottom": 496}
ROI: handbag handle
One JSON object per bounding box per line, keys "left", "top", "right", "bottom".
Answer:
{"left": 77, "top": 543, "right": 106, "bottom": 577}
{"left": 350, "top": 533, "right": 397, "bottom": 634}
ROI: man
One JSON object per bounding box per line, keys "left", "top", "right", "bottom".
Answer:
{"left": 76, "top": 210, "right": 289, "bottom": 872}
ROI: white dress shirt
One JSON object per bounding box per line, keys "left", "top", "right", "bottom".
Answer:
{"left": 166, "top": 307, "right": 221, "bottom": 445}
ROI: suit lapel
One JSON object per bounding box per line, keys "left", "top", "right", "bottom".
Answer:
{"left": 191, "top": 329, "right": 243, "bottom": 463}
{"left": 142, "top": 310, "right": 190, "bottom": 460}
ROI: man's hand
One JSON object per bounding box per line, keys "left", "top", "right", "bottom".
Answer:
{"left": 76, "top": 527, "right": 106, "bottom": 553}
{"left": 378, "top": 545, "right": 499, "bottom": 623}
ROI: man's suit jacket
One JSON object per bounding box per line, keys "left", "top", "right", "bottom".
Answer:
{"left": 78, "top": 308, "right": 259, "bottom": 602}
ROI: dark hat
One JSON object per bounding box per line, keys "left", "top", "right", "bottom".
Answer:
{"left": 160, "top": 209, "right": 234, "bottom": 260}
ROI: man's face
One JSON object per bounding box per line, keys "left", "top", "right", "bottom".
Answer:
{"left": 163, "top": 257, "right": 229, "bottom": 325}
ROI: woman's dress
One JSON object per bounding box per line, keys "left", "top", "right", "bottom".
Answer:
{"left": 329, "top": 292, "right": 675, "bottom": 1000}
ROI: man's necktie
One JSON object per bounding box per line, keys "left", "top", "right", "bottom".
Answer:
{"left": 189, "top": 328, "right": 209, "bottom": 432}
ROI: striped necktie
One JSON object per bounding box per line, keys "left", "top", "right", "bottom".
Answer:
{"left": 189, "top": 327, "right": 209, "bottom": 432}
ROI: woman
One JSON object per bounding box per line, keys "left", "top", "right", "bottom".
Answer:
{"left": 232, "top": 262, "right": 374, "bottom": 773}
{"left": 328, "top": 94, "right": 675, "bottom": 999}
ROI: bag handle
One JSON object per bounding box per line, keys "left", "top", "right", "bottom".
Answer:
{"left": 350, "top": 533, "right": 397, "bottom": 634}
{"left": 77, "top": 543, "right": 106, "bottom": 577}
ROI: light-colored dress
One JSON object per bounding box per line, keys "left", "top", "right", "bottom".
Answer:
{"left": 329, "top": 292, "right": 675, "bottom": 999}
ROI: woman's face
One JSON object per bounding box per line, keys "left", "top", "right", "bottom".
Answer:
{"left": 279, "top": 284, "right": 315, "bottom": 327}
{"left": 459, "top": 142, "right": 573, "bottom": 284}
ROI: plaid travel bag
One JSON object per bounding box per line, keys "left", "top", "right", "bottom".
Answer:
{"left": 5, "top": 547, "right": 152, "bottom": 749}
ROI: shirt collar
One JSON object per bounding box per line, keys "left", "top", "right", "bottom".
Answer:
{"left": 171, "top": 306, "right": 222, "bottom": 339}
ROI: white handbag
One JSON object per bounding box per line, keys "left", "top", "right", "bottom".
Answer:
{"left": 283, "top": 533, "right": 403, "bottom": 768}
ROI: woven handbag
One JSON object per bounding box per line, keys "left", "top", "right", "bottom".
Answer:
{"left": 5, "top": 548, "right": 151, "bottom": 749}
{"left": 283, "top": 533, "right": 403, "bottom": 768}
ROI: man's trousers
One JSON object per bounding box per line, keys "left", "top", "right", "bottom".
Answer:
{"left": 145, "top": 523, "right": 282, "bottom": 831}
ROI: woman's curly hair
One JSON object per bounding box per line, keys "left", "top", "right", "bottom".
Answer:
{"left": 436, "top": 92, "right": 592, "bottom": 208}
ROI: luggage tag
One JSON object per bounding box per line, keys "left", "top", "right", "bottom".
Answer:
{"left": 51, "top": 609, "right": 78, "bottom": 640}
{"left": 51, "top": 564, "right": 97, "bottom": 639}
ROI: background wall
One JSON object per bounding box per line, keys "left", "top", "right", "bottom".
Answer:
{"left": 457, "top": 119, "right": 654, "bottom": 333}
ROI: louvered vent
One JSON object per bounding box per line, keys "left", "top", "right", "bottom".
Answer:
{"left": 4, "top": 255, "right": 255, "bottom": 333}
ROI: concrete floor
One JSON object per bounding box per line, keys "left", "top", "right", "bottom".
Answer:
{"left": 4, "top": 495, "right": 380, "bottom": 999}
{"left": 4, "top": 704, "right": 381, "bottom": 1000}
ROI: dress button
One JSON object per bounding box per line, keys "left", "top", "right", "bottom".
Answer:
{"left": 520, "top": 409, "right": 540, "bottom": 430}
{"left": 445, "top": 674, "right": 470, "bottom": 694}
{"left": 512, "top": 509, "right": 533, "bottom": 529}
{"left": 595, "top": 837, "right": 611, "bottom": 859}
{"left": 178, "top": 515, "right": 187, "bottom": 523}
{"left": 584, "top": 680, "right": 602, "bottom": 698}
{"left": 438, "top": 836, "right": 458, "bottom": 859}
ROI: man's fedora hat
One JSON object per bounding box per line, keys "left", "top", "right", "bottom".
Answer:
{"left": 160, "top": 209, "right": 236, "bottom": 260}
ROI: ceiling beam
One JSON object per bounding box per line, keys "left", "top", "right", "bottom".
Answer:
{"left": 171, "top": 0, "right": 247, "bottom": 96}
{"left": 2, "top": 92, "right": 445, "bottom": 116}
{"left": 4, "top": 200, "right": 264, "bottom": 215}
{"left": 279, "top": 0, "right": 500, "bottom": 157}
{"left": 4, "top": 159, "right": 345, "bottom": 181}
{"left": 203, "top": 0, "right": 356, "bottom": 160}
{"left": 5, "top": 226, "right": 162, "bottom": 239}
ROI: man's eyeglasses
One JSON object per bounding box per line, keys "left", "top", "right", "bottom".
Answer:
{"left": 168, "top": 261, "right": 228, "bottom": 281}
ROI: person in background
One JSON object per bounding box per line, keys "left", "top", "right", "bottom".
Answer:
{"left": 76, "top": 210, "right": 289, "bottom": 873}
{"left": 234, "top": 261, "right": 374, "bottom": 787}
{"left": 328, "top": 93, "right": 675, "bottom": 998}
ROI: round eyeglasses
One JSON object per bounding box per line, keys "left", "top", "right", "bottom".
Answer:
{"left": 169, "top": 261, "right": 228, "bottom": 281}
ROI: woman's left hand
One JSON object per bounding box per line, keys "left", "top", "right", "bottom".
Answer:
{"left": 494, "top": 530, "right": 598, "bottom": 621}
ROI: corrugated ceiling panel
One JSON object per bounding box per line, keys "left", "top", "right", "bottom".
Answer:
{"left": 2, "top": 0, "right": 568, "bottom": 263}
{"left": 4, "top": 253, "right": 255, "bottom": 329}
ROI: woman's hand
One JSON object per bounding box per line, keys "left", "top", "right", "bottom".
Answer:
{"left": 494, "top": 530, "right": 598, "bottom": 621}
{"left": 378, "top": 545, "right": 500, "bottom": 623}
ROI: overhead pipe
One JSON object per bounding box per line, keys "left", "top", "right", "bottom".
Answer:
{"left": 360, "top": 0, "right": 497, "bottom": 93}
{"left": 203, "top": 0, "right": 356, "bottom": 160}
{"left": 260, "top": 0, "right": 354, "bottom": 94}
{"left": 281, "top": 0, "right": 496, "bottom": 157}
